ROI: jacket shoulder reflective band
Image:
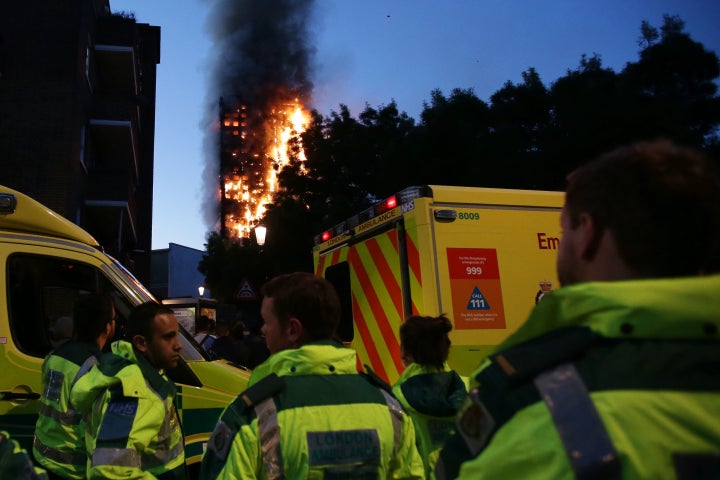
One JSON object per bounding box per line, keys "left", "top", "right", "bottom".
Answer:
{"left": 534, "top": 362, "right": 620, "bottom": 479}
{"left": 201, "top": 373, "right": 286, "bottom": 478}
{"left": 435, "top": 327, "right": 598, "bottom": 479}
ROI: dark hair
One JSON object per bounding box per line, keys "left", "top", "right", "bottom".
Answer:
{"left": 73, "top": 293, "right": 114, "bottom": 343}
{"left": 196, "top": 315, "right": 212, "bottom": 333}
{"left": 400, "top": 314, "right": 452, "bottom": 370}
{"left": 565, "top": 140, "right": 720, "bottom": 277}
{"left": 261, "top": 272, "right": 340, "bottom": 341}
{"left": 125, "top": 302, "right": 175, "bottom": 340}
{"left": 230, "top": 320, "right": 246, "bottom": 339}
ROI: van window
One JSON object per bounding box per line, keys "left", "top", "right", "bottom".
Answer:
{"left": 6, "top": 254, "right": 131, "bottom": 358}
{"left": 325, "top": 262, "right": 354, "bottom": 342}
{"left": 6, "top": 253, "right": 206, "bottom": 388}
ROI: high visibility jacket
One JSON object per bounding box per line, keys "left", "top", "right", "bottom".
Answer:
{"left": 33, "top": 340, "right": 100, "bottom": 479}
{"left": 1, "top": 430, "right": 48, "bottom": 480}
{"left": 437, "top": 274, "right": 720, "bottom": 480}
{"left": 393, "top": 363, "right": 466, "bottom": 479}
{"left": 71, "top": 340, "right": 186, "bottom": 480}
{"left": 200, "top": 340, "right": 425, "bottom": 479}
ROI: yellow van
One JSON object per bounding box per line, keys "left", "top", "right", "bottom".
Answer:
{"left": 314, "top": 185, "right": 563, "bottom": 384}
{"left": 0, "top": 185, "right": 249, "bottom": 476}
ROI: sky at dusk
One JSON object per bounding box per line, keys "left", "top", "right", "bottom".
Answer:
{"left": 112, "top": 0, "right": 720, "bottom": 252}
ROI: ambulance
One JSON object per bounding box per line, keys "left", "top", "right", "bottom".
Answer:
{"left": 0, "top": 185, "right": 248, "bottom": 476}
{"left": 313, "top": 185, "right": 564, "bottom": 384}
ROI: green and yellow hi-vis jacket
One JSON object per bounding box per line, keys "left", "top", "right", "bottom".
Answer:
{"left": 71, "top": 340, "right": 186, "bottom": 480}
{"left": 393, "top": 363, "right": 466, "bottom": 480}
{"left": 200, "top": 340, "right": 425, "bottom": 479}
{"left": 437, "top": 274, "right": 720, "bottom": 480}
{"left": 33, "top": 341, "right": 100, "bottom": 479}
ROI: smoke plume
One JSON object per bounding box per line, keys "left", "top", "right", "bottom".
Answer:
{"left": 200, "top": 0, "right": 317, "bottom": 234}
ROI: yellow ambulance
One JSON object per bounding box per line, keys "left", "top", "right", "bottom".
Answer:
{"left": 0, "top": 185, "right": 248, "bottom": 476}
{"left": 313, "top": 185, "right": 564, "bottom": 384}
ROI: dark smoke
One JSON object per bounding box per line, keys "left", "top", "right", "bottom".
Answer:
{"left": 200, "top": 0, "right": 317, "bottom": 233}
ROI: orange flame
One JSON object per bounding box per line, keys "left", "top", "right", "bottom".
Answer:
{"left": 221, "top": 99, "right": 309, "bottom": 239}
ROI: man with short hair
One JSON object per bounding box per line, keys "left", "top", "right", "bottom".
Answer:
{"left": 33, "top": 293, "right": 115, "bottom": 479}
{"left": 438, "top": 140, "right": 720, "bottom": 479}
{"left": 201, "top": 272, "right": 424, "bottom": 479}
{"left": 71, "top": 302, "right": 187, "bottom": 479}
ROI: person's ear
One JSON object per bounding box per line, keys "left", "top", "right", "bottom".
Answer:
{"left": 577, "top": 212, "right": 603, "bottom": 261}
{"left": 133, "top": 334, "right": 148, "bottom": 353}
{"left": 286, "top": 317, "right": 304, "bottom": 345}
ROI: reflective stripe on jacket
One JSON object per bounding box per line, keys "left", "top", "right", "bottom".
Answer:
{"left": 33, "top": 341, "right": 100, "bottom": 479}
{"left": 70, "top": 340, "right": 187, "bottom": 480}
{"left": 393, "top": 363, "right": 466, "bottom": 479}
{"left": 442, "top": 274, "right": 720, "bottom": 480}
{"left": 201, "top": 341, "right": 425, "bottom": 479}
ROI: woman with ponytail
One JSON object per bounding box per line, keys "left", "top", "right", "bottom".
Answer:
{"left": 393, "top": 314, "right": 467, "bottom": 479}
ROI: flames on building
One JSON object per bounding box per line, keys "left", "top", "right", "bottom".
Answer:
{"left": 218, "top": 96, "right": 309, "bottom": 239}
{"left": 203, "top": 0, "right": 316, "bottom": 240}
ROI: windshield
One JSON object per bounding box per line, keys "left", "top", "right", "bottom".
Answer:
{"left": 105, "top": 254, "right": 206, "bottom": 361}
{"left": 178, "top": 324, "right": 205, "bottom": 361}
{"left": 106, "top": 254, "right": 156, "bottom": 303}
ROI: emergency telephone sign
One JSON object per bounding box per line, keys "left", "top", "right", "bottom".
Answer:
{"left": 447, "top": 248, "right": 506, "bottom": 329}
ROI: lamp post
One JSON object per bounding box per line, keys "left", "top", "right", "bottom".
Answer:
{"left": 198, "top": 285, "right": 205, "bottom": 298}
{"left": 255, "top": 225, "right": 267, "bottom": 247}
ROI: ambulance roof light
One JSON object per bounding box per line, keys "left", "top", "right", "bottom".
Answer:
{"left": 375, "top": 195, "right": 397, "bottom": 215}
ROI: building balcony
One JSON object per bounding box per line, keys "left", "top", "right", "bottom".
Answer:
{"left": 88, "top": 97, "right": 139, "bottom": 179}
{"left": 84, "top": 168, "right": 138, "bottom": 254}
{"left": 94, "top": 15, "right": 139, "bottom": 94}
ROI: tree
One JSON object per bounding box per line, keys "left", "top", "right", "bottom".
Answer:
{"left": 546, "top": 54, "right": 627, "bottom": 188}
{"left": 198, "top": 232, "right": 265, "bottom": 304}
{"left": 487, "top": 68, "right": 551, "bottom": 188}
{"left": 622, "top": 14, "right": 720, "bottom": 148}
{"left": 414, "top": 88, "right": 491, "bottom": 186}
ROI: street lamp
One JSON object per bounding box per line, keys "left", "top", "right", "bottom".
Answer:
{"left": 198, "top": 285, "right": 205, "bottom": 298}
{"left": 255, "top": 225, "right": 267, "bottom": 247}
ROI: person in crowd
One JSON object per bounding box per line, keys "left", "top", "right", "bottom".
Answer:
{"left": 1, "top": 430, "right": 48, "bottom": 479}
{"left": 243, "top": 321, "right": 270, "bottom": 369}
{"left": 33, "top": 293, "right": 116, "bottom": 479}
{"left": 71, "top": 302, "right": 187, "bottom": 479}
{"left": 201, "top": 272, "right": 424, "bottom": 479}
{"left": 393, "top": 314, "right": 467, "bottom": 479}
{"left": 209, "top": 320, "right": 250, "bottom": 366}
{"left": 194, "top": 315, "right": 216, "bottom": 352}
{"left": 437, "top": 140, "right": 720, "bottom": 479}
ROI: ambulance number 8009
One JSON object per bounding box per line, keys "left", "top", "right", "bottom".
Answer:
{"left": 458, "top": 212, "right": 479, "bottom": 220}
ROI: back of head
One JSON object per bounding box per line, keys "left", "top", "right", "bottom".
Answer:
{"left": 565, "top": 140, "right": 720, "bottom": 277}
{"left": 126, "top": 302, "right": 174, "bottom": 341}
{"left": 261, "top": 272, "right": 340, "bottom": 341}
{"left": 73, "top": 293, "right": 114, "bottom": 343}
{"left": 196, "top": 315, "right": 211, "bottom": 333}
{"left": 230, "top": 320, "right": 246, "bottom": 339}
{"left": 400, "top": 315, "right": 453, "bottom": 370}
{"left": 215, "top": 322, "right": 231, "bottom": 337}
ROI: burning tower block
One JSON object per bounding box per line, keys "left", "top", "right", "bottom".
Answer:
{"left": 218, "top": 97, "right": 309, "bottom": 240}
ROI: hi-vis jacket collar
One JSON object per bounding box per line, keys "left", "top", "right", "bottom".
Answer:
{"left": 498, "top": 274, "right": 720, "bottom": 351}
